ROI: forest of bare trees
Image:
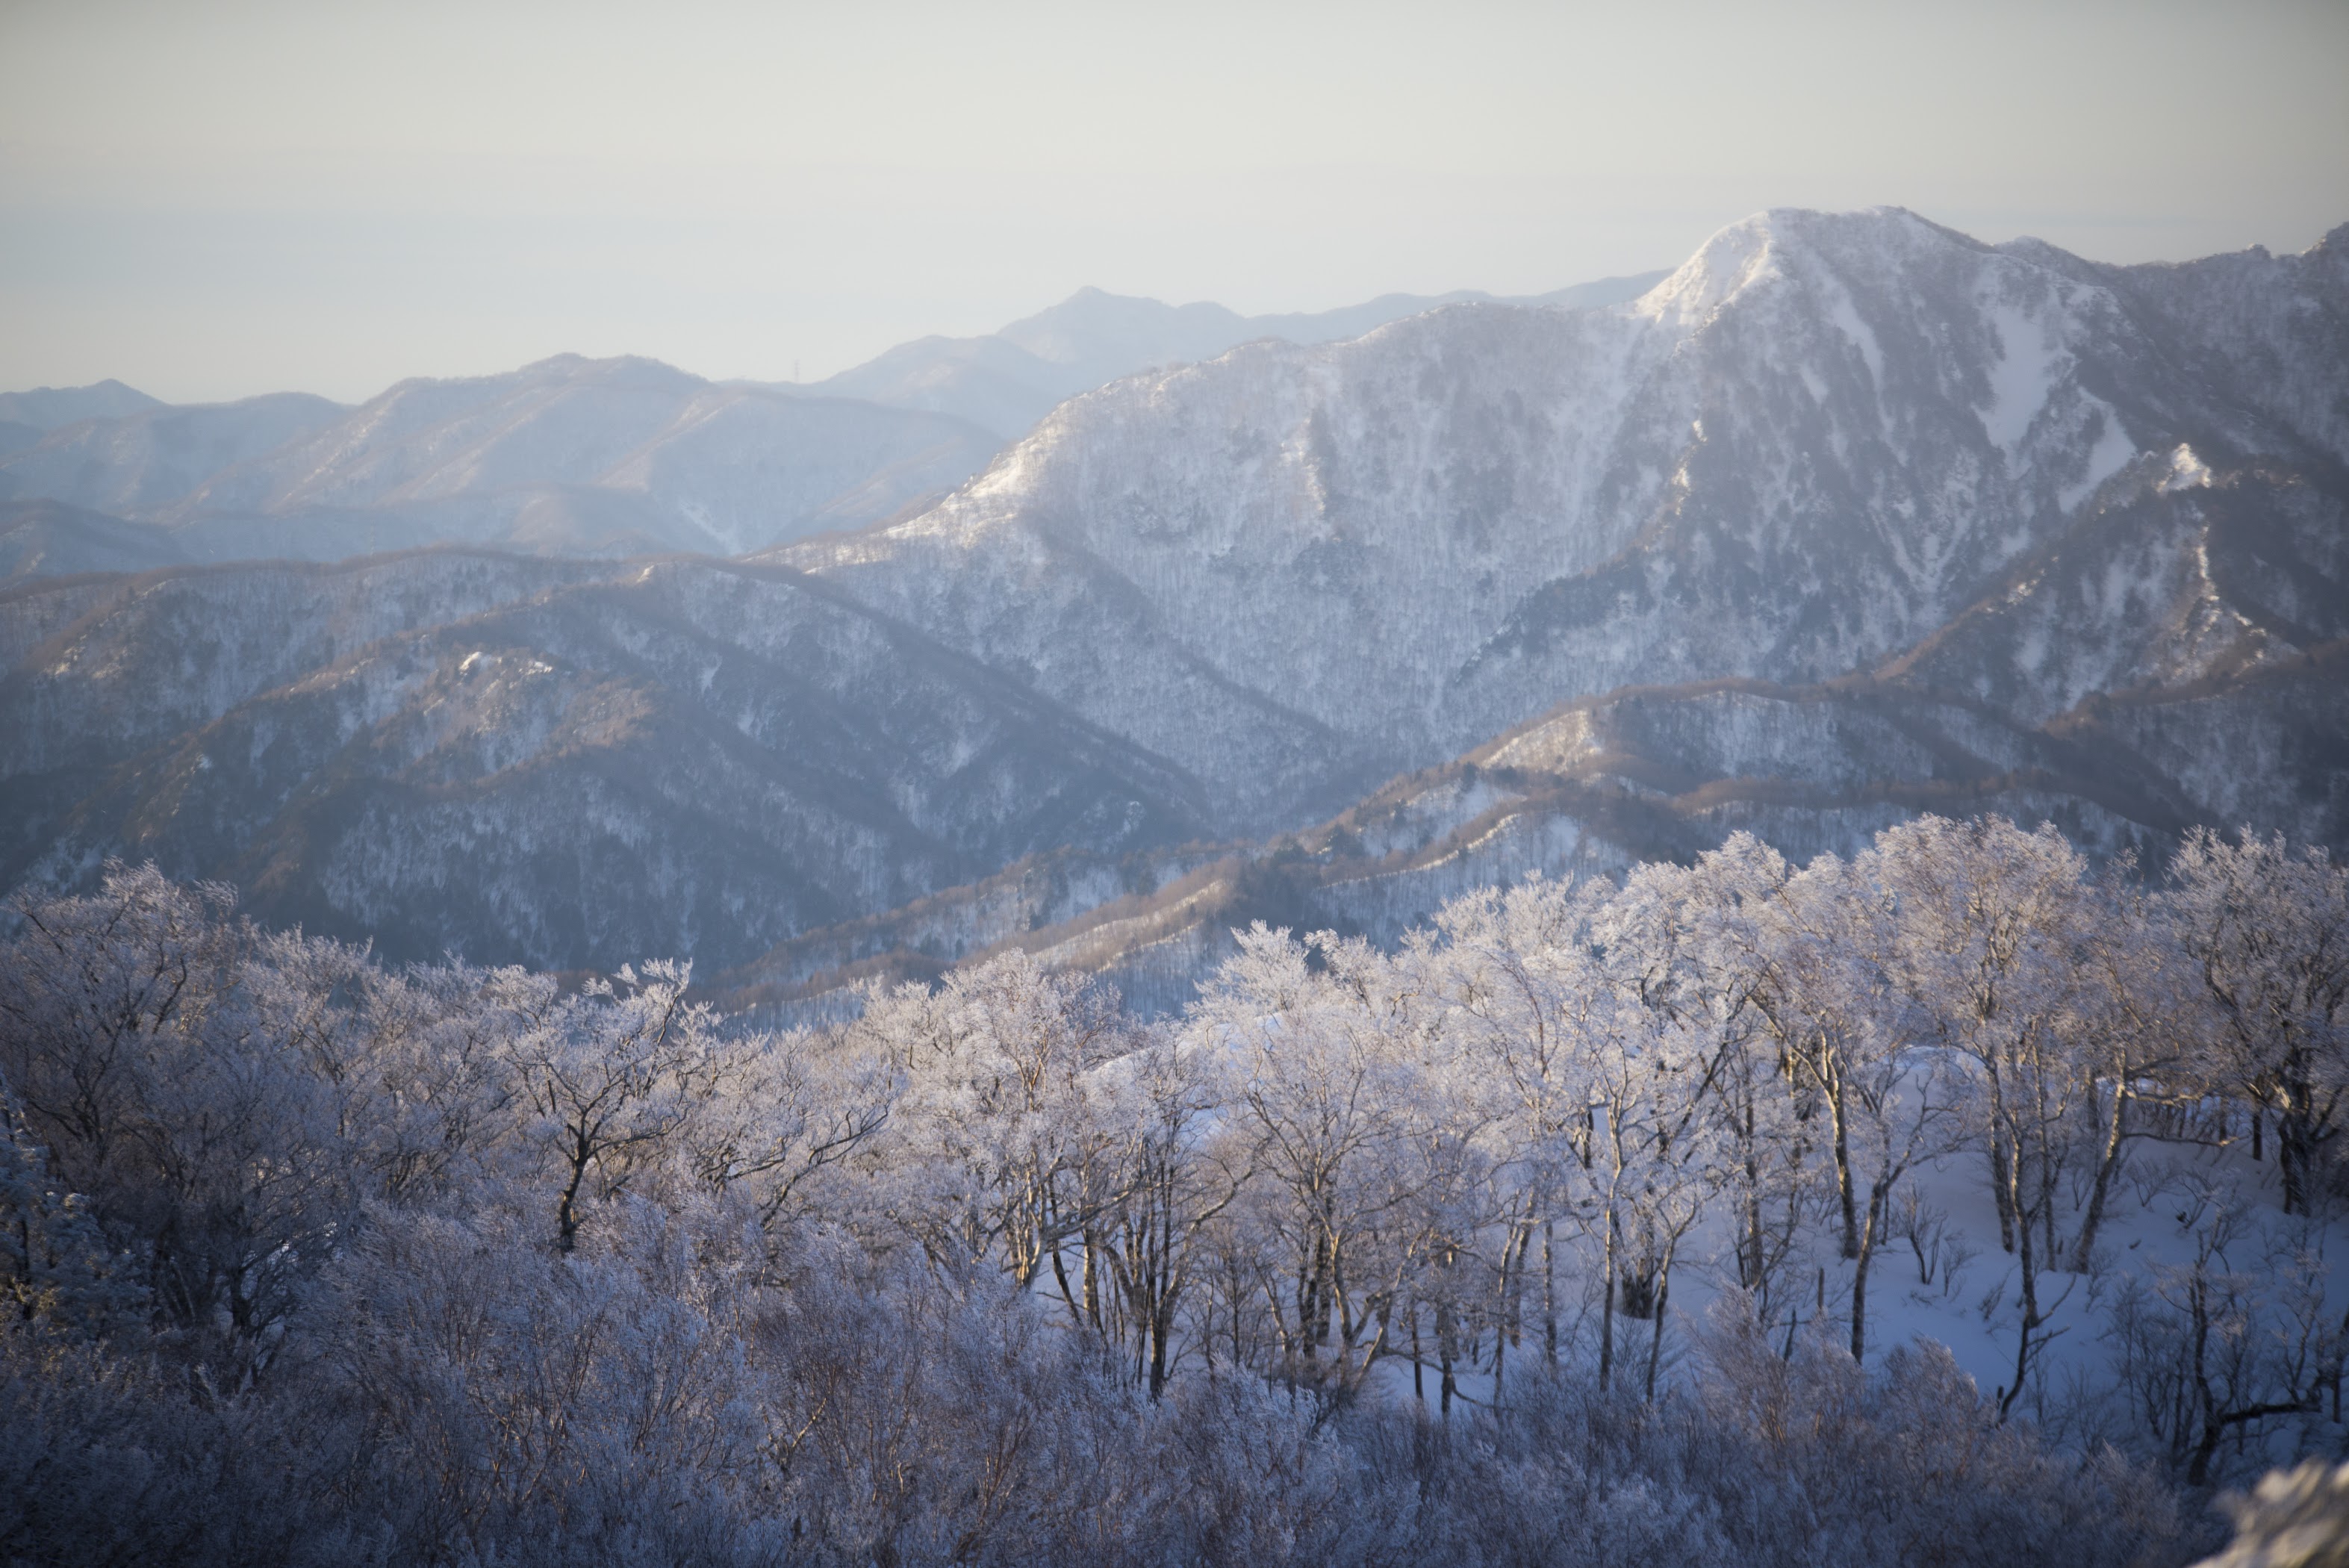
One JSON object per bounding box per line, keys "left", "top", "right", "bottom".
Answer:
{"left": 4, "top": 816, "right": 2345, "bottom": 1566}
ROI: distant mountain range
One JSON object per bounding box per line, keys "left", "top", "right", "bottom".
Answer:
{"left": 0, "top": 273, "right": 1669, "bottom": 575}
{"left": 0, "top": 379, "right": 164, "bottom": 459}
{"left": 0, "top": 362, "right": 997, "bottom": 567}
{"left": 1, "top": 212, "right": 2341, "bottom": 1008}
{"left": 809, "top": 273, "right": 1671, "bottom": 438}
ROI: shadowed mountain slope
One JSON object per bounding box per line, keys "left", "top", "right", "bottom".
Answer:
{"left": 0, "top": 359, "right": 1002, "bottom": 564}
{"left": 0, "top": 379, "right": 166, "bottom": 431}
{"left": 1, "top": 552, "right": 1207, "bottom": 970}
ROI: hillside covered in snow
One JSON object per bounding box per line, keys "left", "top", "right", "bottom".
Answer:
{"left": 0, "top": 273, "right": 1669, "bottom": 574}
{"left": 6, "top": 820, "right": 2344, "bottom": 1564}
{"left": 1, "top": 208, "right": 2343, "bottom": 983}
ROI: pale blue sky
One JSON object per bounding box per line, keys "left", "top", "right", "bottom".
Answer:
{"left": 3, "top": 0, "right": 2344, "bottom": 403}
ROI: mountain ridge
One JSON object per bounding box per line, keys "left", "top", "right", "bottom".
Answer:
{"left": 0, "top": 270, "right": 1672, "bottom": 579}
{"left": 4, "top": 208, "right": 2342, "bottom": 984}
{"left": 0, "top": 378, "right": 166, "bottom": 431}
{"left": 812, "top": 272, "right": 1673, "bottom": 438}
{"left": 777, "top": 206, "right": 2329, "bottom": 828}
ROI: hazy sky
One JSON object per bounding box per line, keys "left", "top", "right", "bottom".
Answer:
{"left": 3, "top": 0, "right": 2345, "bottom": 404}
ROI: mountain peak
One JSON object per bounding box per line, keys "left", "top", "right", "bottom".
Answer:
{"left": 996, "top": 290, "right": 1248, "bottom": 370}
{"left": 0, "top": 378, "right": 168, "bottom": 431}
{"left": 514, "top": 352, "right": 704, "bottom": 385}
{"left": 1631, "top": 205, "right": 2031, "bottom": 332}
{"left": 1629, "top": 211, "right": 1788, "bottom": 329}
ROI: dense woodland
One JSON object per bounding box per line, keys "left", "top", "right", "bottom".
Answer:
{"left": 4, "top": 816, "right": 2347, "bottom": 1566}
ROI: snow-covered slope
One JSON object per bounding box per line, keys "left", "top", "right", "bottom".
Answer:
{"left": 0, "top": 392, "right": 351, "bottom": 517}
{"left": 780, "top": 208, "right": 2348, "bottom": 832}
{"left": 0, "top": 500, "right": 185, "bottom": 583}
{"left": 0, "top": 552, "right": 1207, "bottom": 970}
{"left": 815, "top": 274, "right": 1670, "bottom": 438}
{"left": 0, "top": 379, "right": 165, "bottom": 431}
{"left": 5, "top": 209, "right": 2342, "bottom": 981}
{"left": 716, "top": 646, "right": 2349, "bottom": 1019}
{"left": 0, "top": 358, "right": 1002, "bottom": 563}
{"left": 1879, "top": 454, "right": 2349, "bottom": 720}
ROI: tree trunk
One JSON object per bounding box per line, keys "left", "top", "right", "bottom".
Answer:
{"left": 2073, "top": 1077, "right": 2129, "bottom": 1271}
{"left": 1829, "top": 1074, "right": 1859, "bottom": 1259}
{"left": 1989, "top": 1132, "right": 2016, "bottom": 1254}
{"left": 1437, "top": 1298, "right": 1457, "bottom": 1418}
{"left": 556, "top": 1129, "right": 592, "bottom": 1253}
{"left": 1997, "top": 1147, "right": 2038, "bottom": 1422}
{"left": 1643, "top": 1269, "right": 1671, "bottom": 1401}
{"left": 1082, "top": 1228, "right": 1101, "bottom": 1329}
{"left": 1543, "top": 1222, "right": 1558, "bottom": 1366}
{"left": 1598, "top": 1227, "right": 1617, "bottom": 1394}
{"left": 1851, "top": 1182, "right": 1885, "bottom": 1361}
{"left": 2279, "top": 1070, "right": 2312, "bottom": 1216}
{"left": 1148, "top": 1288, "right": 1174, "bottom": 1399}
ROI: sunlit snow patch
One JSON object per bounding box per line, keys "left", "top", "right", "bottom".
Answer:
{"left": 1825, "top": 282, "right": 1885, "bottom": 387}
{"left": 1981, "top": 304, "right": 2065, "bottom": 451}
{"left": 2058, "top": 406, "right": 2137, "bottom": 511}
{"left": 2158, "top": 443, "right": 2215, "bottom": 494}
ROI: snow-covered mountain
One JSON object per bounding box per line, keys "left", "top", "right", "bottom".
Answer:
{"left": 0, "top": 392, "right": 351, "bottom": 519}
{"left": 0, "top": 359, "right": 1001, "bottom": 563}
{"left": 815, "top": 274, "right": 1670, "bottom": 439}
{"left": 0, "top": 273, "right": 1670, "bottom": 573}
{"left": 0, "top": 378, "right": 164, "bottom": 432}
{"left": 777, "top": 208, "right": 2348, "bottom": 829}
{"left": 0, "top": 550, "right": 1204, "bottom": 969}
{"left": 743, "top": 635, "right": 2343, "bottom": 1020}
{"left": 0, "top": 384, "right": 162, "bottom": 459}
{"left": 0, "top": 500, "right": 185, "bottom": 583}
{"left": 4, "top": 208, "right": 2342, "bottom": 977}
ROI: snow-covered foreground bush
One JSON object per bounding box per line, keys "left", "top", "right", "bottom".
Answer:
{"left": 1, "top": 818, "right": 2344, "bottom": 1565}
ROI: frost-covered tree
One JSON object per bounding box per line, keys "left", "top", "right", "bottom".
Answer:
{"left": 1405, "top": 873, "right": 1605, "bottom": 1385}
{"left": 1748, "top": 849, "right": 1961, "bottom": 1359}
{"left": 1185, "top": 925, "right": 1428, "bottom": 1396}
{"left": 682, "top": 1020, "right": 895, "bottom": 1234}
{"left": 2066, "top": 869, "right": 2202, "bottom": 1269}
{"left": 0, "top": 866, "right": 353, "bottom": 1340}
{"left": 503, "top": 959, "right": 734, "bottom": 1253}
{"left": 1864, "top": 817, "right": 2102, "bottom": 1413}
{"left": 1095, "top": 1026, "right": 1247, "bottom": 1397}
{"left": 1655, "top": 840, "right": 1825, "bottom": 1335}
{"left": 2167, "top": 830, "right": 2349, "bottom": 1216}
{"left": 0, "top": 1080, "right": 145, "bottom": 1337}
{"left": 861, "top": 951, "right": 1133, "bottom": 1296}
{"left": 10, "top": 839, "right": 2327, "bottom": 1564}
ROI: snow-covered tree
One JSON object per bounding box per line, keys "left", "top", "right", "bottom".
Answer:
{"left": 861, "top": 951, "right": 1133, "bottom": 1294}
{"left": 2167, "top": 830, "right": 2349, "bottom": 1216}
{"left": 0, "top": 1080, "right": 145, "bottom": 1337}
{"left": 1864, "top": 816, "right": 2102, "bottom": 1413}
{"left": 1185, "top": 925, "right": 1428, "bottom": 1397}
{"left": 503, "top": 959, "right": 730, "bottom": 1253}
